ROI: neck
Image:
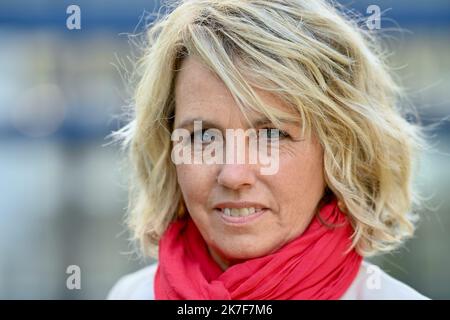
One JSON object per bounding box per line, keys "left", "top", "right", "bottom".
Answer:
{"left": 207, "top": 246, "right": 232, "bottom": 271}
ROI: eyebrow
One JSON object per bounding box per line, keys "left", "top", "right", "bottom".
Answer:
{"left": 175, "top": 116, "right": 297, "bottom": 130}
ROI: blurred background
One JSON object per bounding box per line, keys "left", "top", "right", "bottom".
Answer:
{"left": 0, "top": 0, "right": 449, "bottom": 299}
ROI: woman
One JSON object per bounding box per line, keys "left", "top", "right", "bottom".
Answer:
{"left": 107, "top": 0, "right": 429, "bottom": 299}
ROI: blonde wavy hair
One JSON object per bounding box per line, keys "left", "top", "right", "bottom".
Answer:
{"left": 111, "top": 0, "right": 427, "bottom": 258}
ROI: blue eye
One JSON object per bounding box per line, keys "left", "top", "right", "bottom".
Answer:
{"left": 190, "top": 129, "right": 214, "bottom": 144}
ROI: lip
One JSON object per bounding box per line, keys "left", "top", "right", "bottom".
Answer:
{"left": 213, "top": 201, "right": 269, "bottom": 225}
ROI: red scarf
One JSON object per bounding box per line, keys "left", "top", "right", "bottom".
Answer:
{"left": 155, "top": 197, "right": 362, "bottom": 300}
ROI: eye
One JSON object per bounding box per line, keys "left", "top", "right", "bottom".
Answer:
{"left": 190, "top": 129, "right": 215, "bottom": 144}
{"left": 260, "top": 128, "right": 290, "bottom": 140}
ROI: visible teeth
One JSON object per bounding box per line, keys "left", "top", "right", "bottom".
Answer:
{"left": 230, "top": 209, "right": 240, "bottom": 217}
{"left": 222, "top": 207, "right": 259, "bottom": 217}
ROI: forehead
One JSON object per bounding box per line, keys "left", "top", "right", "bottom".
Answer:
{"left": 174, "top": 56, "right": 233, "bottom": 111}
{"left": 174, "top": 56, "right": 298, "bottom": 126}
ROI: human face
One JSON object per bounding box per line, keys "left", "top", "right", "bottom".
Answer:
{"left": 173, "top": 56, "right": 326, "bottom": 270}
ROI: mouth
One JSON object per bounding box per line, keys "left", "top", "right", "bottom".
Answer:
{"left": 214, "top": 207, "right": 268, "bottom": 225}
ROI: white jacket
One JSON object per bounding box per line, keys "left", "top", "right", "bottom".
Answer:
{"left": 106, "top": 260, "right": 429, "bottom": 300}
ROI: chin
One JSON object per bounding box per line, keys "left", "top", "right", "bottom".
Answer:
{"left": 215, "top": 238, "right": 276, "bottom": 262}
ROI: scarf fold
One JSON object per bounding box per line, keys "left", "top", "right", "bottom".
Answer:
{"left": 155, "top": 197, "right": 363, "bottom": 300}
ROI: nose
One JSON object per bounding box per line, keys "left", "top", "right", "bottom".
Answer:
{"left": 217, "top": 163, "right": 256, "bottom": 190}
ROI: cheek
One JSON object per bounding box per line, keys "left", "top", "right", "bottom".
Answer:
{"left": 176, "top": 164, "right": 215, "bottom": 205}
{"left": 274, "top": 144, "right": 325, "bottom": 204}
